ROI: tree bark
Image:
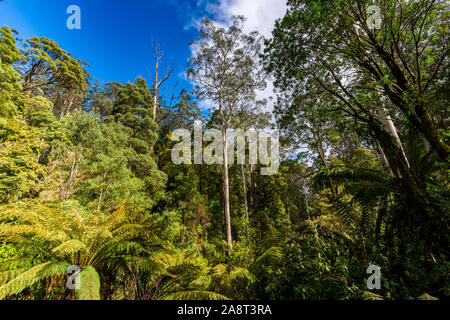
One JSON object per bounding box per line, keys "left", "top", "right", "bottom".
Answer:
{"left": 376, "top": 141, "right": 395, "bottom": 177}
{"left": 241, "top": 163, "right": 249, "bottom": 220}
{"left": 377, "top": 106, "right": 410, "bottom": 168}
{"left": 316, "top": 132, "right": 338, "bottom": 195}
{"left": 369, "top": 118, "right": 443, "bottom": 233}
{"left": 222, "top": 128, "right": 233, "bottom": 251}
{"left": 60, "top": 92, "right": 75, "bottom": 121}
{"left": 303, "top": 181, "right": 310, "bottom": 221}
{"left": 249, "top": 163, "right": 255, "bottom": 210}
{"left": 363, "top": 33, "right": 450, "bottom": 160}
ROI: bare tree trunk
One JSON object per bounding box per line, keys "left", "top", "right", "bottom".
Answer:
{"left": 150, "top": 41, "right": 173, "bottom": 154}
{"left": 241, "top": 164, "right": 249, "bottom": 220}
{"left": 150, "top": 92, "right": 158, "bottom": 155}
{"left": 60, "top": 93, "right": 75, "bottom": 121}
{"left": 376, "top": 141, "right": 395, "bottom": 177}
{"left": 303, "top": 181, "right": 311, "bottom": 221}
{"left": 422, "top": 135, "right": 431, "bottom": 152}
{"left": 65, "top": 94, "right": 75, "bottom": 118}
{"left": 153, "top": 94, "right": 158, "bottom": 122}
{"left": 221, "top": 191, "right": 225, "bottom": 228}
{"left": 222, "top": 128, "right": 232, "bottom": 251}
{"left": 36, "top": 138, "right": 45, "bottom": 162}
{"left": 377, "top": 106, "right": 410, "bottom": 168}
{"left": 316, "top": 134, "right": 337, "bottom": 195}
{"left": 249, "top": 163, "right": 254, "bottom": 210}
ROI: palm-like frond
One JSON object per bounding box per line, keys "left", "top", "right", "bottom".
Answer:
{"left": 75, "top": 266, "right": 100, "bottom": 300}
{"left": 0, "top": 201, "right": 170, "bottom": 300}
{"left": 252, "top": 246, "right": 283, "bottom": 271}
{"left": 160, "top": 290, "right": 230, "bottom": 300}
{"left": 52, "top": 240, "right": 87, "bottom": 258}
{"left": 313, "top": 166, "right": 391, "bottom": 195}
{"left": 313, "top": 166, "right": 393, "bottom": 236}
{"left": 0, "top": 261, "right": 69, "bottom": 299}
{"left": 0, "top": 267, "right": 29, "bottom": 286}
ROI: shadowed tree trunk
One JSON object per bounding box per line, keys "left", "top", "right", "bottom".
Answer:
{"left": 241, "top": 163, "right": 249, "bottom": 220}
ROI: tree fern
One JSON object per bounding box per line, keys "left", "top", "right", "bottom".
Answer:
{"left": 0, "top": 261, "right": 69, "bottom": 299}
{"left": 160, "top": 290, "right": 230, "bottom": 300}
{"left": 75, "top": 266, "right": 100, "bottom": 300}
{"left": 313, "top": 166, "right": 393, "bottom": 237}
{"left": 252, "top": 246, "right": 283, "bottom": 270}
{"left": 0, "top": 201, "right": 172, "bottom": 300}
{"left": 52, "top": 240, "right": 87, "bottom": 258}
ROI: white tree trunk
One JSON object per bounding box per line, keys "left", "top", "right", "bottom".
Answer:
{"left": 241, "top": 164, "right": 249, "bottom": 220}
{"left": 222, "top": 128, "right": 233, "bottom": 251}
{"left": 378, "top": 106, "right": 410, "bottom": 168}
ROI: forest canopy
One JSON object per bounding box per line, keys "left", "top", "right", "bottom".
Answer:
{"left": 0, "top": 0, "right": 448, "bottom": 301}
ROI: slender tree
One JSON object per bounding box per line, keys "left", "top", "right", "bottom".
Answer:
{"left": 187, "top": 16, "right": 266, "bottom": 251}
{"left": 150, "top": 41, "right": 174, "bottom": 122}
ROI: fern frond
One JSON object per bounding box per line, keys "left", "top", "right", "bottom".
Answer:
{"left": 75, "top": 266, "right": 100, "bottom": 300}
{"left": 229, "top": 267, "right": 256, "bottom": 284}
{"left": 189, "top": 275, "right": 212, "bottom": 289}
{"left": 252, "top": 246, "right": 283, "bottom": 270}
{"left": 0, "top": 267, "right": 28, "bottom": 286}
{"left": 52, "top": 240, "right": 87, "bottom": 258}
{"left": 0, "top": 257, "right": 36, "bottom": 272}
{"left": 160, "top": 290, "right": 230, "bottom": 300}
{"left": 0, "top": 225, "right": 67, "bottom": 242}
{"left": 0, "top": 261, "right": 68, "bottom": 299}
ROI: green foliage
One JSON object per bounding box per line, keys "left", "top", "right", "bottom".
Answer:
{"left": 267, "top": 221, "right": 364, "bottom": 300}
{"left": 265, "top": 0, "right": 449, "bottom": 299}
{"left": 0, "top": 27, "right": 23, "bottom": 118}
{"left": 76, "top": 266, "right": 101, "bottom": 300}
{"left": 160, "top": 290, "right": 229, "bottom": 300}
{"left": 19, "top": 36, "right": 88, "bottom": 95}
{"left": 0, "top": 261, "right": 69, "bottom": 299}
{"left": 0, "top": 3, "right": 448, "bottom": 300}
{"left": 0, "top": 201, "right": 171, "bottom": 299}
{"left": 105, "top": 78, "right": 167, "bottom": 208}
{"left": 0, "top": 121, "right": 44, "bottom": 201}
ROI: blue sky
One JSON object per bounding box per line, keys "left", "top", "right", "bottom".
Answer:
{"left": 0, "top": 0, "right": 286, "bottom": 108}
{"left": 0, "top": 0, "right": 215, "bottom": 96}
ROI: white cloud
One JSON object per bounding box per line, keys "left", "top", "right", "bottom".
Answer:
{"left": 182, "top": 0, "right": 288, "bottom": 114}
{"left": 208, "top": 0, "right": 287, "bottom": 114}
{"left": 206, "top": 0, "right": 287, "bottom": 38}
